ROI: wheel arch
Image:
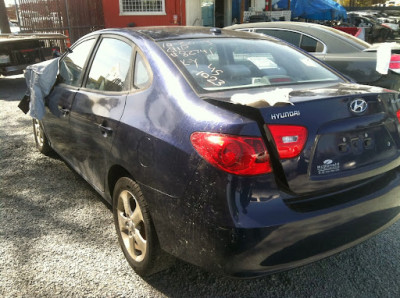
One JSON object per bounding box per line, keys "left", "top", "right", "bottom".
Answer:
{"left": 107, "top": 165, "right": 133, "bottom": 203}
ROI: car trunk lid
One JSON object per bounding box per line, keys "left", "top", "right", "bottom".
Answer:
{"left": 204, "top": 83, "right": 400, "bottom": 195}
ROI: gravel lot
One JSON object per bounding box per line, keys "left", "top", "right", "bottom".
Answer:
{"left": 1, "top": 74, "right": 400, "bottom": 297}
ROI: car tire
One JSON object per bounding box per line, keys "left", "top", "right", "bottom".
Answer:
{"left": 113, "top": 177, "right": 174, "bottom": 277}
{"left": 32, "top": 119, "right": 53, "bottom": 155}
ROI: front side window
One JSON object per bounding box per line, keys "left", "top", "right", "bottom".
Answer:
{"left": 59, "top": 38, "right": 95, "bottom": 87}
{"left": 120, "top": 0, "right": 165, "bottom": 15}
{"left": 159, "top": 38, "right": 342, "bottom": 92}
{"left": 86, "top": 38, "right": 132, "bottom": 92}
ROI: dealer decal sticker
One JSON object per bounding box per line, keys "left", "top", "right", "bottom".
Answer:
{"left": 317, "top": 159, "right": 340, "bottom": 175}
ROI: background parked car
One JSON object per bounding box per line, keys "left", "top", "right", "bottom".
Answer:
{"left": 346, "top": 12, "right": 395, "bottom": 42}
{"left": 29, "top": 26, "right": 400, "bottom": 279}
{"left": 376, "top": 17, "right": 400, "bottom": 34}
{"left": 0, "top": 33, "right": 65, "bottom": 76}
{"left": 225, "top": 21, "right": 400, "bottom": 91}
{"left": 347, "top": 9, "right": 400, "bottom": 33}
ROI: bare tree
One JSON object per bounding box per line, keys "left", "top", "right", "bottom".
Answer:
{"left": 0, "top": 0, "right": 11, "bottom": 33}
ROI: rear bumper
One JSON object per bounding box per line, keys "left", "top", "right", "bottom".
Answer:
{"left": 223, "top": 175, "right": 400, "bottom": 277}
{"left": 144, "top": 166, "right": 400, "bottom": 278}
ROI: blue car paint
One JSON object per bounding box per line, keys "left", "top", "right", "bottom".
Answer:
{"left": 40, "top": 27, "right": 400, "bottom": 277}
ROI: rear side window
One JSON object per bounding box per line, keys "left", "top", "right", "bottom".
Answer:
{"left": 256, "top": 29, "right": 301, "bottom": 47}
{"left": 86, "top": 38, "right": 132, "bottom": 92}
{"left": 300, "top": 35, "right": 324, "bottom": 53}
{"left": 133, "top": 52, "right": 151, "bottom": 89}
{"left": 59, "top": 38, "right": 95, "bottom": 87}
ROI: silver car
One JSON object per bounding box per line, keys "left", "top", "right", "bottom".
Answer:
{"left": 225, "top": 21, "right": 400, "bottom": 91}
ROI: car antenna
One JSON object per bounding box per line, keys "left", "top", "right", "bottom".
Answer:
{"left": 210, "top": 28, "right": 222, "bottom": 35}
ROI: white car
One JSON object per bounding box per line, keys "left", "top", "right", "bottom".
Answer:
{"left": 378, "top": 17, "right": 400, "bottom": 33}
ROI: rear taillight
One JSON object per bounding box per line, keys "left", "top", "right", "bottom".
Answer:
{"left": 389, "top": 54, "right": 400, "bottom": 73}
{"left": 190, "top": 132, "right": 272, "bottom": 175}
{"left": 397, "top": 110, "right": 400, "bottom": 123}
{"left": 267, "top": 125, "right": 308, "bottom": 159}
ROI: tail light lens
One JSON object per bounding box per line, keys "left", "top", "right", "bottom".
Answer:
{"left": 397, "top": 110, "right": 400, "bottom": 123}
{"left": 389, "top": 54, "right": 400, "bottom": 73}
{"left": 267, "top": 125, "right": 308, "bottom": 159}
{"left": 190, "top": 132, "right": 272, "bottom": 175}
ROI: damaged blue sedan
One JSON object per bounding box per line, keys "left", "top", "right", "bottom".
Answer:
{"left": 30, "top": 27, "right": 400, "bottom": 278}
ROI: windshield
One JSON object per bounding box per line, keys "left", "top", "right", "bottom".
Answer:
{"left": 159, "top": 38, "right": 342, "bottom": 92}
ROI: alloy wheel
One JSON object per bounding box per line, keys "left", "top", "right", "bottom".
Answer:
{"left": 116, "top": 190, "right": 147, "bottom": 263}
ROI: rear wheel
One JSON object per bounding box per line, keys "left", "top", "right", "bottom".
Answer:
{"left": 32, "top": 119, "right": 53, "bottom": 155}
{"left": 113, "top": 177, "right": 174, "bottom": 276}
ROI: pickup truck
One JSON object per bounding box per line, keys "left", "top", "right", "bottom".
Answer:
{"left": 0, "top": 33, "right": 66, "bottom": 76}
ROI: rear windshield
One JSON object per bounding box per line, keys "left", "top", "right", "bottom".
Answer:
{"left": 158, "top": 38, "right": 342, "bottom": 92}
{"left": 323, "top": 26, "right": 371, "bottom": 49}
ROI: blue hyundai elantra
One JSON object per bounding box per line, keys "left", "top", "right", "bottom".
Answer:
{"left": 31, "top": 26, "right": 400, "bottom": 278}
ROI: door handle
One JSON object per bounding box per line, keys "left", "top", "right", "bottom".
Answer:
{"left": 98, "top": 124, "right": 113, "bottom": 137}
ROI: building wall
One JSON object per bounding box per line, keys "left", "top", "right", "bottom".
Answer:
{"left": 102, "top": 0, "right": 186, "bottom": 28}
{"left": 254, "top": 0, "right": 265, "bottom": 11}
{"left": 186, "top": 0, "right": 202, "bottom": 26}
{"left": 185, "top": 0, "right": 235, "bottom": 28}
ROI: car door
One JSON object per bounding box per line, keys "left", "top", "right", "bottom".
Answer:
{"left": 67, "top": 36, "right": 133, "bottom": 192}
{"left": 42, "top": 37, "right": 96, "bottom": 160}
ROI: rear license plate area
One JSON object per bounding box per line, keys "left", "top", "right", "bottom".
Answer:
{"left": 310, "top": 125, "right": 396, "bottom": 176}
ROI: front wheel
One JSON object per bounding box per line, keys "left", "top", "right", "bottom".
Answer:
{"left": 113, "top": 177, "right": 174, "bottom": 276}
{"left": 32, "top": 119, "right": 53, "bottom": 155}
